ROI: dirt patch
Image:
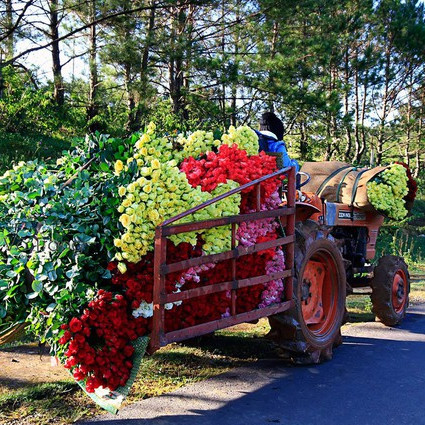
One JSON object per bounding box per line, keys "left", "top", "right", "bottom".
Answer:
{"left": 0, "top": 344, "right": 70, "bottom": 391}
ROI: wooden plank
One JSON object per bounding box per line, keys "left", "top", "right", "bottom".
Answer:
{"left": 149, "top": 228, "right": 168, "bottom": 353}
{"left": 164, "top": 270, "right": 292, "bottom": 303}
{"left": 231, "top": 222, "right": 237, "bottom": 316}
{"left": 164, "top": 300, "right": 295, "bottom": 345}
{"left": 162, "top": 234, "right": 295, "bottom": 275}
{"left": 255, "top": 183, "right": 261, "bottom": 211}
{"left": 162, "top": 207, "right": 295, "bottom": 236}
{"left": 284, "top": 167, "right": 296, "bottom": 301}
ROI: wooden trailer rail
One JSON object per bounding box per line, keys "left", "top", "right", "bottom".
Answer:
{"left": 149, "top": 166, "right": 296, "bottom": 353}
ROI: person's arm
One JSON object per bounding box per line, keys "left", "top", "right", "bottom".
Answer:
{"left": 269, "top": 141, "right": 300, "bottom": 172}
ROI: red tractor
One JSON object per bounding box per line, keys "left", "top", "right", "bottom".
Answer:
{"left": 268, "top": 172, "right": 410, "bottom": 364}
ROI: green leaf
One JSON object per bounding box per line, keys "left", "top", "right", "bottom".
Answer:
{"left": 100, "top": 162, "right": 110, "bottom": 172}
{"left": 18, "top": 229, "right": 33, "bottom": 238}
{"left": 47, "top": 270, "right": 57, "bottom": 281}
{"left": 46, "top": 303, "right": 56, "bottom": 312}
{"left": 59, "top": 248, "right": 70, "bottom": 259}
{"left": 6, "top": 286, "right": 18, "bottom": 297}
{"left": 43, "top": 262, "right": 54, "bottom": 272}
{"left": 32, "top": 280, "right": 43, "bottom": 293}
{"left": 101, "top": 269, "right": 112, "bottom": 279}
{"left": 9, "top": 247, "right": 20, "bottom": 256}
{"left": 27, "top": 191, "right": 41, "bottom": 199}
{"left": 26, "top": 292, "right": 39, "bottom": 300}
{"left": 65, "top": 268, "right": 78, "bottom": 279}
{"left": 6, "top": 270, "right": 16, "bottom": 278}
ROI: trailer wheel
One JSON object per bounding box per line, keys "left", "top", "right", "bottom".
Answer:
{"left": 370, "top": 255, "right": 410, "bottom": 326}
{"left": 268, "top": 221, "right": 346, "bottom": 364}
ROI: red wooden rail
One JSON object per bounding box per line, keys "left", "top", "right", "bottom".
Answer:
{"left": 149, "top": 165, "right": 296, "bottom": 353}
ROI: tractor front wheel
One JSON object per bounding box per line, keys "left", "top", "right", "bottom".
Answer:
{"left": 268, "top": 221, "right": 346, "bottom": 364}
{"left": 370, "top": 255, "right": 410, "bottom": 326}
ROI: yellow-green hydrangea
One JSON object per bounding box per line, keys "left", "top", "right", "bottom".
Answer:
{"left": 177, "top": 130, "right": 221, "bottom": 161}
{"left": 367, "top": 164, "right": 409, "bottom": 220}
{"left": 221, "top": 125, "right": 259, "bottom": 156}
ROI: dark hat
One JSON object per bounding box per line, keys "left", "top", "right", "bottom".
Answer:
{"left": 260, "top": 112, "right": 284, "bottom": 141}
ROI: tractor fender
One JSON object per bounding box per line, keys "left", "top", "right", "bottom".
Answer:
{"left": 295, "top": 201, "right": 321, "bottom": 223}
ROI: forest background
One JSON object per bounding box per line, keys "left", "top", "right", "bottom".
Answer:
{"left": 1, "top": 0, "right": 425, "bottom": 260}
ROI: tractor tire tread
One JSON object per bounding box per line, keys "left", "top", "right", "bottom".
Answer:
{"left": 370, "top": 255, "right": 410, "bottom": 327}
{"left": 268, "top": 220, "right": 346, "bottom": 364}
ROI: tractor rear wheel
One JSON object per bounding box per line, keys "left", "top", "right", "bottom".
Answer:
{"left": 268, "top": 221, "right": 346, "bottom": 364}
{"left": 370, "top": 255, "right": 410, "bottom": 326}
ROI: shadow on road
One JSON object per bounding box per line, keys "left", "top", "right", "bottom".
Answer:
{"left": 82, "top": 309, "right": 425, "bottom": 425}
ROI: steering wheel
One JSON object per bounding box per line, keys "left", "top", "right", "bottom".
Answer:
{"left": 297, "top": 171, "right": 311, "bottom": 188}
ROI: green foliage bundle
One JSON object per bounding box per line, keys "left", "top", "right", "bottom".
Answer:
{"left": 0, "top": 132, "right": 138, "bottom": 346}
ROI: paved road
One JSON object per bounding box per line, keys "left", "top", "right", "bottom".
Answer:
{"left": 82, "top": 304, "right": 425, "bottom": 425}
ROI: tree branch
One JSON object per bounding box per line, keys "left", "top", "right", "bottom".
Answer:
{"left": 3, "top": 1, "right": 192, "bottom": 66}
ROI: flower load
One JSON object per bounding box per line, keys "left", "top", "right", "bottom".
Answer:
{"left": 300, "top": 161, "right": 417, "bottom": 221}
{"left": 0, "top": 124, "right": 287, "bottom": 408}
{"left": 367, "top": 164, "right": 410, "bottom": 220}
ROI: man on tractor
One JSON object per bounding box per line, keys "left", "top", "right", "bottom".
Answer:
{"left": 256, "top": 111, "right": 299, "bottom": 172}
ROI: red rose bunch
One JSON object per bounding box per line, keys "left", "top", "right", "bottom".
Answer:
{"left": 60, "top": 290, "right": 147, "bottom": 393}
{"left": 109, "top": 240, "right": 203, "bottom": 311}
{"left": 109, "top": 255, "right": 155, "bottom": 309}
{"left": 180, "top": 144, "right": 283, "bottom": 204}
{"left": 163, "top": 246, "right": 276, "bottom": 329}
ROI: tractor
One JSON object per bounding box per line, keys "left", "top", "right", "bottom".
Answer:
{"left": 267, "top": 169, "right": 410, "bottom": 364}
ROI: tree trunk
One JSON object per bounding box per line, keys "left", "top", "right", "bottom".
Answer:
{"left": 141, "top": 2, "right": 156, "bottom": 74}
{"left": 404, "top": 72, "right": 413, "bottom": 166}
{"left": 122, "top": 0, "right": 136, "bottom": 135}
{"left": 353, "top": 47, "right": 360, "bottom": 163}
{"left": 376, "top": 47, "right": 391, "bottom": 165}
{"left": 0, "top": 54, "right": 4, "bottom": 100}
{"left": 168, "top": 3, "right": 188, "bottom": 120}
{"left": 358, "top": 69, "right": 369, "bottom": 163}
{"left": 0, "top": 0, "right": 13, "bottom": 99}
{"left": 5, "top": 0, "right": 13, "bottom": 59}
{"left": 50, "top": 0, "right": 64, "bottom": 106}
{"left": 87, "top": 0, "right": 99, "bottom": 131}
{"left": 230, "top": 5, "right": 240, "bottom": 127}
{"left": 220, "top": 0, "right": 226, "bottom": 128}
{"left": 267, "top": 21, "right": 279, "bottom": 112}
{"left": 299, "top": 119, "right": 308, "bottom": 159}
{"left": 414, "top": 148, "right": 420, "bottom": 178}
{"left": 168, "top": 6, "right": 176, "bottom": 114}
{"left": 414, "top": 88, "right": 425, "bottom": 178}
{"left": 343, "top": 47, "right": 352, "bottom": 161}
{"left": 124, "top": 62, "right": 135, "bottom": 135}
{"left": 133, "top": 3, "right": 156, "bottom": 128}
{"left": 183, "top": 4, "right": 194, "bottom": 122}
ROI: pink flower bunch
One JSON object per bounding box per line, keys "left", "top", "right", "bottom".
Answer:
{"left": 259, "top": 249, "right": 286, "bottom": 308}
{"left": 236, "top": 189, "right": 281, "bottom": 247}
{"left": 236, "top": 218, "right": 278, "bottom": 247}
{"left": 264, "top": 190, "right": 282, "bottom": 210}
{"left": 177, "top": 263, "right": 216, "bottom": 287}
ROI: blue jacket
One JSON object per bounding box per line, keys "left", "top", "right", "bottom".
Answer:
{"left": 255, "top": 130, "right": 299, "bottom": 172}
